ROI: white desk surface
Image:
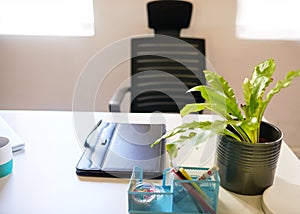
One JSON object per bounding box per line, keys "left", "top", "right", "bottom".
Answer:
{"left": 0, "top": 110, "right": 299, "bottom": 214}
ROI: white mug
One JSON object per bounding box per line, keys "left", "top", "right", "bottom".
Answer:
{"left": 0, "top": 137, "right": 13, "bottom": 178}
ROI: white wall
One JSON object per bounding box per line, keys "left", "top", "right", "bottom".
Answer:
{"left": 0, "top": 0, "right": 300, "bottom": 156}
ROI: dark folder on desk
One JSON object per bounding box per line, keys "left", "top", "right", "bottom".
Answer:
{"left": 76, "top": 121, "right": 166, "bottom": 178}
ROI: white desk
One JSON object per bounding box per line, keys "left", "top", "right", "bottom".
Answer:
{"left": 0, "top": 110, "right": 299, "bottom": 214}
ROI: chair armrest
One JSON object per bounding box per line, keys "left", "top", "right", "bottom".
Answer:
{"left": 109, "top": 86, "right": 131, "bottom": 112}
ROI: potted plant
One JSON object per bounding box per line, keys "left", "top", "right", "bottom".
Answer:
{"left": 152, "top": 58, "right": 300, "bottom": 195}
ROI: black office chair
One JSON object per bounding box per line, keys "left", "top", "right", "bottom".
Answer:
{"left": 109, "top": 0, "right": 206, "bottom": 113}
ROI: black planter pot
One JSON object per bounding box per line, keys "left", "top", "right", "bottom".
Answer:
{"left": 216, "top": 121, "right": 282, "bottom": 195}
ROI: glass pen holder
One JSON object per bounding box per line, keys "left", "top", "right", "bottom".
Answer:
{"left": 128, "top": 166, "right": 220, "bottom": 214}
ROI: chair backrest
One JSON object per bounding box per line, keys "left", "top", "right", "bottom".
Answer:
{"left": 130, "top": 0, "right": 206, "bottom": 113}
{"left": 131, "top": 36, "right": 205, "bottom": 113}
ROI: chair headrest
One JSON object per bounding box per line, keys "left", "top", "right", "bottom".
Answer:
{"left": 147, "top": 0, "right": 193, "bottom": 37}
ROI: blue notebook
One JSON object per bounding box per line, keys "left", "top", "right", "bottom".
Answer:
{"left": 76, "top": 121, "right": 166, "bottom": 178}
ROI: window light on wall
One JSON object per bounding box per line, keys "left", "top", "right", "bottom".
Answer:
{"left": 0, "top": 0, "right": 94, "bottom": 36}
{"left": 236, "top": 0, "right": 300, "bottom": 40}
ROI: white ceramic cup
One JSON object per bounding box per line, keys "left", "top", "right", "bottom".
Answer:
{"left": 0, "top": 137, "right": 13, "bottom": 178}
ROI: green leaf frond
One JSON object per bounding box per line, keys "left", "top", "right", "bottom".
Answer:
{"left": 184, "top": 87, "right": 243, "bottom": 120}
{"left": 151, "top": 120, "right": 229, "bottom": 148}
{"left": 203, "top": 70, "right": 238, "bottom": 103}
{"left": 242, "top": 59, "right": 276, "bottom": 118}
{"left": 258, "top": 69, "right": 300, "bottom": 120}
{"left": 188, "top": 72, "right": 243, "bottom": 120}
